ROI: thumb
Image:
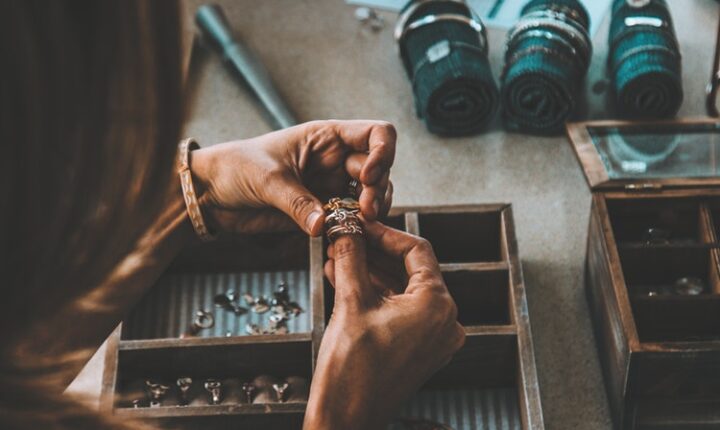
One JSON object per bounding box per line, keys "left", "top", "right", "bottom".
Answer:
{"left": 269, "top": 175, "right": 325, "bottom": 236}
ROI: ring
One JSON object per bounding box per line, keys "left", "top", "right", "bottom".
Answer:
{"left": 176, "top": 377, "right": 193, "bottom": 406}
{"left": 204, "top": 379, "right": 223, "bottom": 405}
{"left": 145, "top": 380, "right": 170, "bottom": 408}
{"left": 272, "top": 382, "right": 289, "bottom": 403}
{"left": 194, "top": 310, "right": 215, "bottom": 329}
{"left": 324, "top": 196, "right": 364, "bottom": 242}
{"left": 242, "top": 382, "right": 256, "bottom": 403}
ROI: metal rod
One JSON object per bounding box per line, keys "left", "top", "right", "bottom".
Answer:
{"left": 196, "top": 4, "right": 297, "bottom": 129}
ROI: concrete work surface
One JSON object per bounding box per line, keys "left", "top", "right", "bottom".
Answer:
{"left": 68, "top": 1, "right": 719, "bottom": 428}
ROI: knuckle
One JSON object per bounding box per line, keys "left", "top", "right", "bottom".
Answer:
{"left": 332, "top": 239, "right": 359, "bottom": 261}
{"left": 414, "top": 238, "right": 434, "bottom": 255}
{"left": 376, "top": 121, "right": 397, "bottom": 141}
{"left": 288, "top": 192, "right": 315, "bottom": 217}
{"left": 453, "top": 327, "right": 466, "bottom": 351}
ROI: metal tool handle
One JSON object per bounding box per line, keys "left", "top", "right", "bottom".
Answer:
{"left": 196, "top": 4, "right": 297, "bottom": 129}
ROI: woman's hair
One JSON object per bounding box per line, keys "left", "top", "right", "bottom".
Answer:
{"left": 0, "top": 1, "right": 184, "bottom": 428}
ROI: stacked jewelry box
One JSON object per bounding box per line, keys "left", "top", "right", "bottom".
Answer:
{"left": 101, "top": 205, "right": 544, "bottom": 429}
{"left": 567, "top": 118, "right": 720, "bottom": 429}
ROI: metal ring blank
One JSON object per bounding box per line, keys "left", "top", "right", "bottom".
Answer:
{"left": 398, "top": 13, "right": 488, "bottom": 55}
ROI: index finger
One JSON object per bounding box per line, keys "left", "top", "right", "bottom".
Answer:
{"left": 331, "top": 120, "right": 397, "bottom": 185}
{"left": 332, "top": 234, "right": 376, "bottom": 308}
{"left": 364, "top": 221, "right": 444, "bottom": 295}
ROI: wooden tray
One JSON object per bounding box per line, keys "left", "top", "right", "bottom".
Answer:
{"left": 100, "top": 205, "right": 544, "bottom": 430}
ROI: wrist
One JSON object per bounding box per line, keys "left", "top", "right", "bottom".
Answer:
{"left": 185, "top": 144, "right": 221, "bottom": 234}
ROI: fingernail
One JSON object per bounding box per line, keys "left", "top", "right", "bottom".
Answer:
{"left": 372, "top": 200, "right": 380, "bottom": 216}
{"left": 306, "top": 211, "right": 323, "bottom": 233}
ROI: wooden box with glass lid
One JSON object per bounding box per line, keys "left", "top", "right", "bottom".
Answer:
{"left": 100, "top": 205, "right": 544, "bottom": 430}
{"left": 567, "top": 118, "right": 720, "bottom": 430}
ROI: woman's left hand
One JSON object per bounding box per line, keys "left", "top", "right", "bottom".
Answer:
{"left": 190, "top": 120, "right": 396, "bottom": 236}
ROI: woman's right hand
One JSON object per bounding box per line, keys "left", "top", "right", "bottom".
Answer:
{"left": 303, "top": 222, "right": 465, "bottom": 430}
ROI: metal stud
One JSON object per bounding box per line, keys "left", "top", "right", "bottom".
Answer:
{"left": 204, "top": 379, "right": 223, "bottom": 405}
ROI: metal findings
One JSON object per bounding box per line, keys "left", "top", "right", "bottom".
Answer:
{"left": 145, "top": 380, "right": 170, "bottom": 408}
{"left": 181, "top": 310, "right": 215, "bottom": 338}
{"left": 176, "top": 377, "right": 193, "bottom": 406}
{"left": 355, "top": 6, "right": 385, "bottom": 31}
{"left": 673, "top": 277, "right": 706, "bottom": 296}
{"left": 272, "top": 382, "right": 289, "bottom": 403}
{"left": 324, "top": 197, "right": 364, "bottom": 242}
{"left": 214, "top": 291, "right": 248, "bottom": 315}
{"left": 642, "top": 227, "right": 671, "bottom": 245}
{"left": 242, "top": 382, "right": 256, "bottom": 404}
{"left": 204, "top": 379, "right": 223, "bottom": 405}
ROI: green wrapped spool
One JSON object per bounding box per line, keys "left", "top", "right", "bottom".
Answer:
{"left": 501, "top": 0, "right": 592, "bottom": 135}
{"left": 395, "top": 0, "right": 498, "bottom": 136}
{"left": 608, "top": 0, "right": 683, "bottom": 119}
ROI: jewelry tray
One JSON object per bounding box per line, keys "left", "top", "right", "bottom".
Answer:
{"left": 567, "top": 118, "right": 720, "bottom": 430}
{"left": 101, "top": 205, "right": 544, "bottom": 430}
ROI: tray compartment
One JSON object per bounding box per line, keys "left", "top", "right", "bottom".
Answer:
{"left": 607, "top": 198, "right": 704, "bottom": 245}
{"left": 122, "top": 270, "right": 311, "bottom": 340}
{"left": 123, "top": 232, "right": 311, "bottom": 340}
{"left": 418, "top": 211, "right": 503, "bottom": 263}
{"left": 114, "top": 337, "right": 312, "bottom": 409}
{"left": 619, "top": 246, "right": 720, "bottom": 342}
{"left": 396, "top": 387, "right": 522, "bottom": 430}
{"left": 427, "top": 331, "right": 518, "bottom": 389}
{"left": 442, "top": 269, "right": 511, "bottom": 326}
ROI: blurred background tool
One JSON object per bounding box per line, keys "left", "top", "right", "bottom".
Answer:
{"left": 196, "top": 4, "right": 297, "bottom": 129}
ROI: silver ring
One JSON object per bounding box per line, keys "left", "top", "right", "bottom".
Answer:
{"left": 507, "top": 17, "right": 591, "bottom": 61}
{"left": 521, "top": 9, "right": 587, "bottom": 34}
{"left": 193, "top": 310, "right": 215, "bottom": 329}
{"left": 398, "top": 13, "right": 487, "bottom": 55}
{"left": 176, "top": 377, "right": 193, "bottom": 406}
{"left": 394, "top": 0, "right": 471, "bottom": 41}
{"left": 505, "top": 29, "right": 583, "bottom": 69}
{"left": 523, "top": 3, "right": 586, "bottom": 26}
{"left": 204, "top": 379, "right": 223, "bottom": 405}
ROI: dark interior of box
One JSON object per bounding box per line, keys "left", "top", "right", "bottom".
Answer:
{"left": 418, "top": 212, "right": 502, "bottom": 263}
{"left": 607, "top": 198, "right": 702, "bottom": 244}
{"left": 609, "top": 198, "right": 720, "bottom": 342}
{"left": 443, "top": 269, "right": 511, "bottom": 326}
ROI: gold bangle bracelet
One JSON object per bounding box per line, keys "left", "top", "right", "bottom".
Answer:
{"left": 178, "top": 138, "right": 216, "bottom": 242}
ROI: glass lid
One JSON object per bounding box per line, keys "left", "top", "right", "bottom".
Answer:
{"left": 566, "top": 119, "right": 720, "bottom": 190}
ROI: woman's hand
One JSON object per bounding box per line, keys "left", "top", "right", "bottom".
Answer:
{"left": 304, "top": 222, "right": 466, "bottom": 430}
{"left": 189, "top": 120, "right": 396, "bottom": 236}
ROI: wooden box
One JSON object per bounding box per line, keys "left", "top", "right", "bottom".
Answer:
{"left": 100, "top": 205, "right": 544, "bottom": 429}
{"left": 567, "top": 118, "right": 720, "bottom": 430}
